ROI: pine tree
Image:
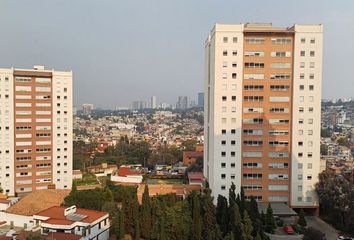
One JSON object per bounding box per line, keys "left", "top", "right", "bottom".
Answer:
{"left": 240, "top": 187, "right": 246, "bottom": 218}
{"left": 254, "top": 232, "right": 262, "bottom": 240}
{"left": 134, "top": 219, "right": 140, "bottom": 240}
{"left": 201, "top": 189, "right": 221, "bottom": 240}
{"left": 118, "top": 209, "right": 126, "bottom": 240}
{"left": 297, "top": 209, "right": 307, "bottom": 227}
{"left": 265, "top": 204, "right": 276, "bottom": 234}
{"left": 216, "top": 195, "right": 229, "bottom": 236}
{"left": 229, "top": 182, "right": 236, "bottom": 204}
{"left": 140, "top": 185, "right": 152, "bottom": 239}
{"left": 191, "top": 192, "right": 202, "bottom": 240}
{"left": 248, "top": 196, "right": 261, "bottom": 237}
{"left": 223, "top": 232, "right": 235, "bottom": 240}
{"left": 242, "top": 210, "right": 254, "bottom": 240}
{"left": 229, "top": 200, "right": 242, "bottom": 238}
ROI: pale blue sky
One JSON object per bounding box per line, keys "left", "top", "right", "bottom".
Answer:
{"left": 0, "top": 0, "right": 353, "bottom": 108}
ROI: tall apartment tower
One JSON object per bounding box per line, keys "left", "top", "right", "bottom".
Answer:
{"left": 151, "top": 96, "right": 157, "bottom": 109}
{"left": 0, "top": 66, "right": 73, "bottom": 196}
{"left": 204, "top": 23, "right": 323, "bottom": 211}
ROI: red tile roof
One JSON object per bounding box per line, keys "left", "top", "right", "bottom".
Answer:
{"left": 45, "top": 232, "right": 82, "bottom": 240}
{"left": 118, "top": 167, "right": 141, "bottom": 177}
{"left": 35, "top": 206, "right": 108, "bottom": 224}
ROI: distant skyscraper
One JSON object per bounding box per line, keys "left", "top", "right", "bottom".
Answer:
{"left": 151, "top": 96, "right": 157, "bottom": 109}
{"left": 82, "top": 104, "right": 94, "bottom": 116}
{"left": 204, "top": 23, "right": 323, "bottom": 211}
{"left": 0, "top": 65, "right": 73, "bottom": 196}
{"left": 176, "top": 96, "right": 189, "bottom": 109}
{"left": 198, "top": 92, "right": 204, "bottom": 108}
{"left": 131, "top": 100, "right": 148, "bottom": 110}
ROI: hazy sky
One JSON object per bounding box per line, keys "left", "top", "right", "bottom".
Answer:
{"left": 0, "top": 0, "right": 353, "bottom": 109}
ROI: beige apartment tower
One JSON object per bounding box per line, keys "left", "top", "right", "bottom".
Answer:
{"left": 204, "top": 23, "right": 323, "bottom": 211}
{"left": 0, "top": 66, "right": 73, "bottom": 196}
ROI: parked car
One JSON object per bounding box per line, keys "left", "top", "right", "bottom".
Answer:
{"left": 283, "top": 225, "right": 294, "bottom": 235}
{"left": 337, "top": 236, "right": 353, "bottom": 240}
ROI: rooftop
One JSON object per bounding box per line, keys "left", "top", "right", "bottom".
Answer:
{"left": 35, "top": 206, "right": 107, "bottom": 224}
{"left": 6, "top": 189, "right": 70, "bottom": 216}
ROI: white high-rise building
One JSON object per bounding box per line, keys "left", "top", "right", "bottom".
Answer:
{"left": 0, "top": 65, "right": 73, "bottom": 196}
{"left": 151, "top": 96, "right": 157, "bottom": 109}
{"left": 204, "top": 23, "right": 323, "bottom": 211}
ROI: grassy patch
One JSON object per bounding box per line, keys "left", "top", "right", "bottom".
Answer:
{"left": 75, "top": 173, "right": 99, "bottom": 186}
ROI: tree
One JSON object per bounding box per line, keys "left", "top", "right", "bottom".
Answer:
{"left": 242, "top": 210, "right": 254, "bottom": 240}
{"left": 228, "top": 199, "right": 242, "bottom": 239}
{"left": 303, "top": 227, "right": 326, "bottom": 240}
{"left": 216, "top": 195, "right": 229, "bottom": 236}
{"left": 26, "top": 234, "right": 41, "bottom": 240}
{"left": 255, "top": 232, "right": 262, "bottom": 240}
{"left": 118, "top": 209, "right": 126, "bottom": 240}
{"left": 140, "top": 185, "right": 152, "bottom": 239}
{"left": 223, "top": 232, "right": 235, "bottom": 240}
{"left": 297, "top": 209, "right": 307, "bottom": 227}
{"left": 265, "top": 204, "right": 276, "bottom": 234}
{"left": 201, "top": 189, "right": 221, "bottom": 240}
{"left": 320, "top": 144, "right": 328, "bottom": 155}
{"left": 190, "top": 192, "right": 202, "bottom": 240}
{"left": 321, "top": 128, "right": 331, "bottom": 138}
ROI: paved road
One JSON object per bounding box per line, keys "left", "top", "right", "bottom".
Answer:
{"left": 306, "top": 216, "right": 339, "bottom": 240}
{"left": 267, "top": 217, "right": 339, "bottom": 240}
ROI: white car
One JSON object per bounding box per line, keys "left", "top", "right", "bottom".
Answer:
{"left": 337, "top": 236, "right": 353, "bottom": 240}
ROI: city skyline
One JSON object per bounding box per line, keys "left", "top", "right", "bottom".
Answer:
{"left": 0, "top": 0, "right": 354, "bottom": 108}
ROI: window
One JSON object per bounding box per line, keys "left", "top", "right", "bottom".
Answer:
{"left": 309, "top": 85, "right": 314, "bottom": 91}
{"left": 231, "top": 129, "right": 236, "bottom": 134}
{"left": 221, "top": 174, "right": 226, "bottom": 179}
{"left": 222, "top": 96, "right": 227, "bottom": 101}
{"left": 222, "top": 84, "right": 227, "bottom": 90}
{"left": 271, "top": 38, "right": 291, "bottom": 44}
{"left": 221, "top": 129, "right": 226, "bottom": 134}
{"left": 299, "top": 107, "right": 304, "bottom": 113}
{"left": 298, "top": 141, "right": 303, "bottom": 146}
{"left": 271, "top": 63, "right": 291, "bottom": 69}
{"left": 221, "top": 185, "right": 226, "bottom": 190}
{"left": 221, "top": 163, "right": 226, "bottom": 168}
{"left": 310, "top": 38, "right": 315, "bottom": 44}
{"left": 270, "top": 74, "right": 290, "bottom": 80}
{"left": 231, "top": 140, "right": 236, "bottom": 145}
{"left": 309, "top": 74, "right": 315, "bottom": 79}
{"left": 231, "top": 163, "right": 236, "bottom": 168}
{"left": 243, "top": 162, "right": 262, "bottom": 168}
{"left": 298, "top": 174, "right": 303, "bottom": 180}
{"left": 298, "top": 185, "right": 303, "bottom": 191}
{"left": 299, "top": 85, "right": 304, "bottom": 90}
{"left": 271, "top": 51, "right": 291, "bottom": 57}
{"left": 298, "top": 153, "right": 303, "bottom": 158}
{"left": 309, "top": 107, "right": 314, "bottom": 113}
{"left": 245, "top": 62, "right": 264, "bottom": 68}
{"left": 245, "top": 38, "right": 265, "bottom": 44}
{"left": 233, "top": 37, "right": 238, "bottom": 43}
{"left": 222, "top": 73, "right": 227, "bottom": 79}
{"left": 232, "top": 73, "right": 237, "bottom": 79}
{"left": 310, "top": 51, "right": 315, "bottom": 57}
{"left": 300, "top": 51, "right": 305, "bottom": 57}
{"left": 308, "top": 163, "right": 312, "bottom": 169}
{"left": 244, "top": 85, "right": 264, "bottom": 91}
{"left": 300, "top": 73, "right": 305, "bottom": 80}
{"left": 221, "top": 140, "right": 226, "bottom": 145}
{"left": 221, "top": 152, "right": 226, "bottom": 157}
{"left": 222, "top": 62, "right": 228, "bottom": 68}
{"left": 310, "top": 62, "right": 315, "bottom": 68}
{"left": 232, "top": 51, "right": 237, "bottom": 56}
{"left": 301, "top": 38, "right": 305, "bottom": 44}
{"left": 223, "top": 50, "right": 227, "bottom": 56}
{"left": 222, "top": 107, "right": 227, "bottom": 113}
{"left": 244, "top": 51, "right": 264, "bottom": 57}
{"left": 223, "top": 37, "right": 228, "bottom": 43}
{"left": 307, "top": 175, "right": 312, "bottom": 180}
{"left": 308, "top": 119, "right": 313, "bottom": 124}
{"left": 244, "top": 74, "right": 264, "bottom": 80}
{"left": 232, "top": 62, "right": 237, "bottom": 68}
{"left": 232, "top": 96, "right": 236, "bottom": 101}
{"left": 221, "top": 118, "right": 226, "bottom": 124}
{"left": 300, "top": 62, "right": 305, "bottom": 68}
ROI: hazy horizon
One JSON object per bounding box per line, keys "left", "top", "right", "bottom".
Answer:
{"left": 1, "top": 0, "right": 353, "bottom": 108}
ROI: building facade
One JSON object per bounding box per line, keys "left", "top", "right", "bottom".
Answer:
{"left": 204, "top": 23, "right": 322, "bottom": 210}
{"left": 0, "top": 66, "right": 73, "bottom": 196}
{"left": 198, "top": 92, "right": 204, "bottom": 108}
{"left": 151, "top": 96, "right": 157, "bottom": 109}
